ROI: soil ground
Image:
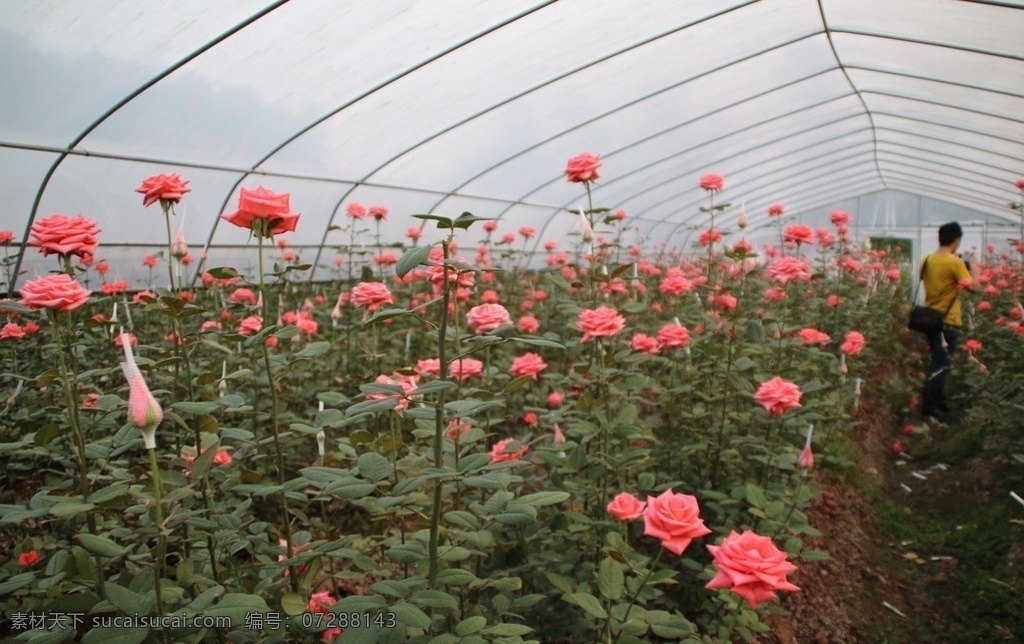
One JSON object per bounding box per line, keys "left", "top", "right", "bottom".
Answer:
{"left": 758, "top": 396, "right": 1024, "bottom": 643}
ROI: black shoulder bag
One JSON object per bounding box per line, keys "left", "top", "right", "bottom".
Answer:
{"left": 907, "top": 256, "right": 957, "bottom": 334}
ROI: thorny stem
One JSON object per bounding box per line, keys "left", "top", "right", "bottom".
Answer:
{"left": 257, "top": 232, "right": 297, "bottom": 590}
{"left": 148, "top": 447, "right": 167, "bottom": 621}
{"left": 611, "top": 547, "right": 664, "bottom": 644}
{"left": 429, "top": 236, "right": 454, "bottom": 589}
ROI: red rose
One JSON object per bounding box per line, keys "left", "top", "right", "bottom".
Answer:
{"left": 20, "top": 274, "right": 90, "bottom": 312}
{"left": 29, "top": 214, "right": 100, "bottom": 258}
{"left": 222, "top": 186, "right": 300, "bottom": 238}
{"left": 18, "top": 550, "right": 41, "bottom": 566}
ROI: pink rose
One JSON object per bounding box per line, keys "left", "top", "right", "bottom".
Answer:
{"left": 20, "top": 274, "right": 90, "bottom": 312}
{"left": 136, "top": 173, "right": 191, "bottom": 208}
{"left": 607, "top": 493, "right": 646, "bottom": 521}
{"left": 467, "top": 303, "right": 512, "bottom": 334}
{"left": 784, "top": 224, "right": 815, "bottom": 245}
{"left": 416, "top": 358, "right": 441, "bottom": 377}
{"left": 797, "top": 328, "right": 830, "bottom": 346}
{"left": 346, "top": 202, "right": 367, "bottom": 219}
{"left": 754, "top": 376, "right": 803, "bottom": 415}
{"left": 0, "top": 230, "right": 14, "bottom": 244}
{"left": 763, "top": 288, "right": 786, "bottom": 302}
{"left": 519, "top": 225, "right": 536, "bottom": 239}
{"left": 29, "top": 214, "right": 100, "bottom": 258}
{"left": 483, "top": 220, "right": 498, "bottom": 232}
{"left": 798, "top": 444, "right": 814, "bottom": 470}
{"left": 659, "top": 274, "right": 694, "bottom": 296}
{"left": 630, "top": 333, "right": 660, "bottom": 355}
{"left": 713, "top": 293, "right": 738, "bottom": 311}
{"left": 517, "top": 316, "right": 540, "bottom": 334}
{"left": 120, "top": 334, "right": 162, "bottom": 446}
{"left": 698, "top": 228, "right": 723, "bottom": 246}
{"left": 406, "top": 226, "right": 423, "bottom": 240}
{"left": 547, "top": 391, "right": 565, "bottom": 407}
{"left": 765, "top": 257, "right": 812, "bottom": 285}
{"left": 642, "top": 489, "right": 712, "bottom": 555}
{"left": 101, "top": 280, "right": 128, "bottom": 295}
{"left": 705, "top": 530, "right": 800, "bottom": 608}
{"left": 509, "top": 352, "right": 548, "bottom": 379}
{"left": 767, "top": 203, "right": 785, "bottom": 217}
{"left": 564, "top": 152, "right": 602, "bottom": 183}
{"left": 451, "top": 358, "right": 484, "bottom": 381}
{"left": 230, "top": 288, "right": 257, "bottom": 306}
{"left": 369, "top": 205, "right": 388, "bottom": 221}
{"left": 350, "top": 282, "right": 396, "bottom": 312}
{"left": 576, "top": 306, "right": 625, "bottom": 343}
{"left": 222, "top": 186, "right": 300, "bottom": 238}
{"left": 839, "top": 331, "right": 865, "bottom": 356}
{"left": 829, "top": 209, "right": 851, "bottom": 225}
{"left": 489, "top": 438, "right": 528, "bottom": 464}
{"left": 656, "top": 323, "right": 690, "bottom": 349}
{"left": 0, "top": 323, "right": 25, "bottom": 340}
{"left": 699, "top": 173, "right": 724, "bottom": 192}
{"left": 237, "top": 315, "right": 263, "bottom": 335}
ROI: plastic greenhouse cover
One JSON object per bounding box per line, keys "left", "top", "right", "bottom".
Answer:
{"left": 0, "top": 0, "right": 1021, "bottom": 290}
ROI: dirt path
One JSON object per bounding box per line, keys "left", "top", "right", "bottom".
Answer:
{"left": 756, "top": 383, "right": 1024, "bottom": 644}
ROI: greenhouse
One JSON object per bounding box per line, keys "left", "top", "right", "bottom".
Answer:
{"left": 1, "top": 1, "right": 1022, "bottom": 642}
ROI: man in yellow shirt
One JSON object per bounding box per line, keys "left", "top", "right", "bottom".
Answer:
{"left": 920, "top": 222, "right": 979, "bottom": 418}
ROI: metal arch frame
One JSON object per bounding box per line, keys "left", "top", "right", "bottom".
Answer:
{"left": 826, "top": 28, "right": 1024, "bottom": 62}
{"left": 875, "top": 134, "right": 1021, "bottom": 177}
{"left": 416, "top": 40, "right": 840, "bottom": 236}
{"left": 874, "top": 126, "right": 1021, "bottom": 169}
{"left": 669, "top": 152, "right": 881, "bottom": 247}
{"left": 860, "top": 90, "right": 1024, "bottom": 124}
{"left": 629, "top": 105, "right": 1020, "bottom": 241}
{"left": 847, "top": 66, "right": 1024, "bottom": 105}
{"left": 527, "top": 28, "right": 1024, "bottom": 254}
{"left": 875, "top": 148, "right": 1018, "bottom": 192}
{"left": 608, "top": 117, "right": 873, "bottom": 222}
{"left": 667, "top": 146, "right": 1014, "bottom": 244}
{"left": 191, "top": 0, "right": 563, "bottom": 284}
{"left": 6, "top": 0, "right": 291, "bottom": 297}
{"left": 519, "top": 95, "right": 866, "bottom": 252}
{"left": 663, "top": 172, "right": 884, "bottom": 253}
{"left": 300, "top": 0, "right": 763, "bottom": 281}
{"left": 882, "top": 176, "right": 1012, "bottom": 215}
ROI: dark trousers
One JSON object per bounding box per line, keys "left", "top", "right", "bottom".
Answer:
{"left": 921, "top": 326, "right": 959, "bottom": 413}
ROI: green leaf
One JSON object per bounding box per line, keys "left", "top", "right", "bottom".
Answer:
{"left": 334, "top": 594, "right": 387, "bottom": 614}
{"left": 281, "top": 592, "right": 307, "bottom": 616}
{"left": 295, "top": 342, "right": 331, "bottom": 359}
{"left": 202, "top": 592, "right": 270, "bottom": 623}
{"left": 0, "top": 572, "right": 36, "bottom": 596}
{"left": 105, "top": 582, "right": 154, "bottom": 616}
{"left": 80, "top": 628, "right": 149, "bottom": 644}
{"left": 435, "top": 569, "right": 477, "bottom": 586}
{"left": 357, "top": 452, "right": 394, "bottom": 483}
{"left": 410, "top": 380, "right": 457, "bottom": 396}
{"left": 364, "top": 307, "right": 413, "bottom": 325}
{"left": 566, "top": 592, "right": 608, "bottom": 619}
{"left": 346, "top": 398, "right": 399, "bottom": 416}
{"left": 455, "top": 615, "right": 487, "bottom": 636}
{"left": 396, "top": 244, "right": 433, "bottom": 278}
{"left": 76, "top": 533, "right": 126, "bottom": 558}
{"left": 510, "top": 336, "right": 566, "bottom": 350}
{"left": 598, "top": 557, "right": 624, "bottom": 601}
{"left": 412, "top": 213, "right": 454, "bottom": 229}
{"left": 49, "top": 501, "right": 95, "bottom": 517}
{"left": 190, "top": 439, "right": 221, "bottom": 480}
{"left": 745, "top": 483, "right": 768, "bottom": 509}
{"left": 390, "top": 601, "right": 432, "bottom": 628}
{"left": 800, "top": 550, "right": 832, "bottom": 561}
{"left": 206, "top": 266, "right": 240, "bottom": 280}
{"left": 171, "top": 401, "right": 220, "bottom": 415}
{"left": 518, "top": 491, "right": 570, "bottom": 507}
{"left": 452, "top": 211, "right": 488, "bottom": 230}
{"left": 411, "top": 589, "right": 459, "bottom": 610}
{"left": 483, "top": 623, "right": 534, "bottom": 636}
